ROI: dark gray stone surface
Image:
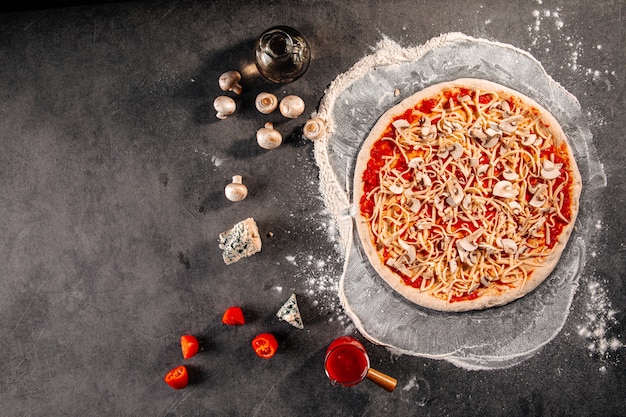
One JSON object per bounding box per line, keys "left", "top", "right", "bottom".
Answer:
{"left": 0, "top": 1, "right": 624, "bottom": 415}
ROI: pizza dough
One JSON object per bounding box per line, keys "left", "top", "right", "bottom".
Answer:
{"left": 353, "top": 78, "right": 582, "bottom": 312}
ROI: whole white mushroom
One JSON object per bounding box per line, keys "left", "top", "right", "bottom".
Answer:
{"left": 256, "top": 122, "right": 282, "bottom": 149}
{"left": 213, "top": 96, "right": 236, "bottom": 119}
{"left": 279, "top": 95, "right": 305, "bottom": 119}
{"left": 224, "top": 175, "right": 248, "bottom": 202}
{"left": 218, "top": 70, "right": 243, "bottom": 95}
{"left": 255, "top": 92, "right": 278, "bottom": 114}
{"left": 302, "top": 117, "right": 326, "bottom": 141}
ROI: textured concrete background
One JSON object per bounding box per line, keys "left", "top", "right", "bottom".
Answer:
{"left": 0, "top": 0, "right": 624, "bottom": 416}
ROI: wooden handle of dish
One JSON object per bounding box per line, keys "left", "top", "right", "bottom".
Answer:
{"left": 366, "top": 368, "right": 397, "bottom": 392}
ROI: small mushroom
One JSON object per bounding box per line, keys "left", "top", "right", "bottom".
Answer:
{"left": 445, "top": 181, "right": 465, "bottom": 207}
{"left": 541, "top": 159, "right": 562, "bottom": 180}
{"left": 279, "top": 95, "right": 305, "bottom": 119}
{"left": 255, "top": 92, "right": 278, "bottom": 114}
{"left": 450, "top": 143, "right": 464, "bottom": 160}
{"left": 476, "top": 164, "right": 489, "bottom": 176}
{"left": 501, "top": 162, "right": 519, "bottom": 181}
{"left": 493, "top": 180, "right": 519, "bottom": 199}
{"left": 462, "top": 194, "right": 472, "bottom": 210}
{"left": 469, "top": 228, "right": 484, "bottom": 240}
{"left": 437, "top": 145, "right": 450, "bottom": 159}
{"left": 527, "top": 182, "right": 541, "bottom": 195}
{"left": 508, "top": 201, "right": 523, "bottom": 214}
{"left": 302, "top": 117, "right": 326, "bottom": 141}
{"left": 529, "top": 191, "right": 547, "bottom": 208}
{"left": 500, "top": 100, "right": 511, "bottom": 114}
{"left": 521, "top": 133, "right": 537, "bottom": 146}
{"left": 483, "top": 132, "right": 501, "bottom": 149}
{"left": 213, "top": 96, "right": 236, "bottom": 119}
{"left": 498, "top": 238, "right": 518, "bottom": 254}
{"left": 256, "top": 122, "right": 282, "bottom": 149}
{"left": 456, "top": 243, "right": 470, "bottom": 264}
{"left": 398, "top": 239, "right": 416, "bottom": 263}
{"left": 449, "top": 258, "right": 458, "bottom": 274}
{"left": 392, "top": 119, "right": 410, "bottom": 129}
{"left": 388, "top": 183, "right": 404, "bottom": 195}
{"left": 218, "top": 70, "right": 243, "bottom": 95}
{"left": 470, "top": 128, "right": 488, "bottom": 141}
{"left": 498, "top": 115, "right": 524, "bottom": 134}
{"left": 224, "top": 175, "right": 248, "bottom": 202}
{"left": 420, "top": 124, "right": 437, "bottom": 140}
{"left": 457, "top": 228, "right": 484, "bottom": 252}
{"left": 408, "top": 157, "right": 425, "bottom": 169}
{"left": 409, "top": 198, "right": 421, "bottom": 213}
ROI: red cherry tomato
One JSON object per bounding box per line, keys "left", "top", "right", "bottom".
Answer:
{"left": 180, "top": 335, "right": 199, "bottom": 359}
{"left": 222, "top": 306, "right": 245, "bottom": 326}
{"left": 252, "top": 333, "right": 278, "bottom": 359}
{"left": 164, "top": 365, "right": 189, "bottom": 390}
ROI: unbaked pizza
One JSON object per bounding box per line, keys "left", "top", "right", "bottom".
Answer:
{"left": 353, "top": 78, "right": 582, "bottom": 312}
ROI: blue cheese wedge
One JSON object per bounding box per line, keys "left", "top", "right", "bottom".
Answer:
{"left": 276, "top": 293, "right": 303, "bottom": 329}
{"left": 218, "top": 217, "right": 262, "bottom": 265}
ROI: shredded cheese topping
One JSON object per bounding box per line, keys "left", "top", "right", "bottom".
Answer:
{"left": 358, "top": 86, "right": 576, "bottom": 303}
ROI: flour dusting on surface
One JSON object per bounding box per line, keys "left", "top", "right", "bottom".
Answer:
{"left": 283, "top": 151, "right": 353, "bottom": 327}
{"left": 577, "top": 278, "right": 624, "bottom": 372}
{"left": 399, "top": 375, "right": 430, "bottom": 407}
{"left": 211, "top": 155, "right": 223, "bottom": 167}
{"left": 526, "top": 5, "right": 617, "bottom": 88}
{"left": 285, "top": 247, "right": 352, "bottom": 327}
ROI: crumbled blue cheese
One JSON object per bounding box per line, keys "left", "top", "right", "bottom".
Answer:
{"left": 276, "top": 293, "right": 303, "bottom": 329}
{"left": 218, "top": 217, "right": 262, "bottom": 265}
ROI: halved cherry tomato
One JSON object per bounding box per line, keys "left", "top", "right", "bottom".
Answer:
{"left": 164, "top": 365, "right": 189, "bottom": 390}
{"left": 252, "top": 333, "right": 278, "bottom": 359}
{"left": 222, "top": 306, "right": 245, "bottom": 326}
{"left": 180, "top": 335, "right": 199, "bottom": 359}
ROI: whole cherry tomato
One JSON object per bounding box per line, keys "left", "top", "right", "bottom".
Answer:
{"left": 222, "top": 306, "right": 245, "bottom": 326}
{"left": 252, "top": 333, "right": 278, "bottom": 359}
{"left": 180, "top": 335, "right": 199, "bottom": 359}
{"left": 164, "top": 365, "right": 189, "bottom": 390}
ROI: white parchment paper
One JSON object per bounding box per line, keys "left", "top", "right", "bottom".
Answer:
{"left": 314, "top": 33, "right": 606, "bottom": 369}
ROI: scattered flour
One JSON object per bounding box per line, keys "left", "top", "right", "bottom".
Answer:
{"left": 399, "top": 375, "right": 430, "bottom": 407}
{"left": 577, "top": 279, "right": 624, "bottom": 371}
{"left": 526, "top": 5, "right": 617, "bottom": 87}
{"left": 523, "top": 11, "right": 617, "bottom": 371}
{"left": 284, "top": 150, "right": 353, "bottom": 328}
{"left": 284, "top": 249, "right": 354, "bottom": 329}
{"left": 193, "top": 147, "right": 227, "bottom": 169}
{"left": 193, "top": 148, "right": 209, "bottom": 159}
{"left": 211, "top": 155, "right": 223, "bottom": 167}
